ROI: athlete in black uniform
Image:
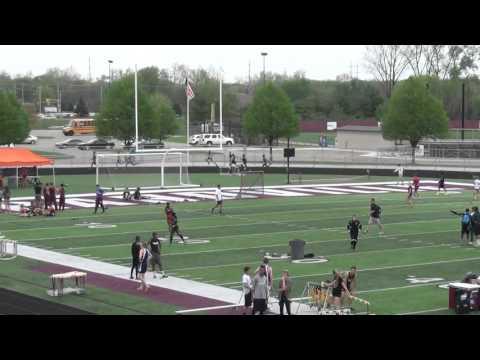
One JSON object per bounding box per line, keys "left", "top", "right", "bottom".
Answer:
{"left": 329, "top": 270, "right": 350, "bottom": 309}
{"left": 437, "top": 174, "right": 447, "bottom": 195}
{"left": 169, "top": 212, "right": 185, "bottom": 245}
{"left": 347, "top": 216, "right": 362, "bottom": 250}
{"left": 149, "top": 232, "right": 167, "bottom": 278}
{"left": 130, "top": 236, "right": 141, "bottom": 280}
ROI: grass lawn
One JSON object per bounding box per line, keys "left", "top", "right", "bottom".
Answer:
{"left": 2, "top": 175, "right": 478, "bottom": 315}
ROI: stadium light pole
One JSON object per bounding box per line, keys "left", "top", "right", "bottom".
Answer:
{"left": 108, "top": 60, "right": 113, "bottom": 86}
{"left": 261, "top": 52, "right": 268, "bottom": 85}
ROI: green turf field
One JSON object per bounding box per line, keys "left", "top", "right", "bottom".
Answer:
{"left": 2, "top": 175, "right": 479, "bottom": 315}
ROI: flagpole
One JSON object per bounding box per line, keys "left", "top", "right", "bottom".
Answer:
{"left": 134, "top": 65, "right": 139, "bottom": 153}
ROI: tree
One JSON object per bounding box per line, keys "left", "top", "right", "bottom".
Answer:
{"left": 147, "top": 94, "right": 178, "bottom": 141}
{"left": 96, "top": 74, "right": 155, "bottom": 144}
{"left": 75, "top": 97, "right": 89, "bottom": 117}
{"left": 0, "top": 91, "right": 30, "bottom": 145}
{"left": 96, "top": 74, "right": 177, "bottom": 144}
{"left": 243, "top": 82, "right": 299, "bottom": 159}
{"left": 365, "top": 45, "right": 409, "bottom": 98}
{"left": 382, "top": 77, "right": 448, "bottom": 163}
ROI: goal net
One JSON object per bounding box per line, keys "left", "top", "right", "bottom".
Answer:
{"left": 236, "top": 171, "right": 264, "bottom": 199}
{"left": 96, "top": 152, "right": 195, "bottom": 191}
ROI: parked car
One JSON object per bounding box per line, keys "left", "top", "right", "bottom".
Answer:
{"left": 123, "top": 139, "right": 164, "bottom": 150}
{"left": 200, "top": 134, "right": 234, "bottom": 146}
{"left": 78, "top": 138, "right": 115, "bottom": 150}
{"left": 55, "top": 138, "right": 84, "bottom": 149}
{"left": 189, "top": 134, "right": 204, "bottom": 145}
{"left": 22, "top": 135, "right": 38, "bottom": 144}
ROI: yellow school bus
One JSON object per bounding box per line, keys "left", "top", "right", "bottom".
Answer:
{"left": 63, "top": 119, "right": 96, "bottom": 136}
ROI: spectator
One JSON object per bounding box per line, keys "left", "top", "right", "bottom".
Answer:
{"left": 130, "top": 236, "right": 141, "bottom": 280}
{"left": 471, "top": 206, "right": 480, "bottom": 247}
{"left": 2, "top": 186, "right": 11, "bottom": 213}
{"left": 34, "top": 181, "right": 42, "bottom": 203}
{"left": 252, "top": 265, "right": 269, "bottom": 315}
{"left": 137, "top": 242, "right": 151, "bottom": 292}
{"left": 278, "top": 270, "right": 292, "bottom": 315}
{"left": 242, "top": 266, "right": 253, "bottom": 315}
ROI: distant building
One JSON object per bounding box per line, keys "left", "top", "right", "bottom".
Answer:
{"left": 336, "top": 73, "right": 353, "bottom": 82}
{"left": 335, "top": 125, "right": 396, "bottom": 150}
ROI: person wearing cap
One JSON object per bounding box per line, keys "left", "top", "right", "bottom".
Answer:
{"left": 278, "top": 270, "right": 292, "bottom": 315}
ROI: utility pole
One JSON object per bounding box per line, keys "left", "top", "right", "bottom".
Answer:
{"left": 21, "top": 84, "right": 24, "bottom": 104}
{"left": 248, "top": 61, "right": 251, "bottom": 93}
{"left": 38, "top": 86, "right": 42, "bottom": 113}
{"left": 13, "top": 82, "right": 16, "bottom": 99}
{"left": 57, "top": 83, "right": 62, "bottom": 113}
{"left": 461, "top": 82, "right": 465, "bottom": 140}
{"left": 89, "top": 57, "right": 92, "bottom": 81}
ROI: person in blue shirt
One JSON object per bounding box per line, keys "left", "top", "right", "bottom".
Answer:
{"left": 94, "top": 184, "right": 105, "bottom": 214}
{"left": 450, "top": 208, "right": 471, "bottom": 244}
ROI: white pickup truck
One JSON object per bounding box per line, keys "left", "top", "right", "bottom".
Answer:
{"left": 200, "top": 134, "right": 234, "bottom": 146}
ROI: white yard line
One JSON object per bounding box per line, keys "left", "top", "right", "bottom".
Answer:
{"left": 396, "top": 307, "right": 449, "bottom": 315}
{"left": 216, "top": 255, "right": 480, "bottom": 286}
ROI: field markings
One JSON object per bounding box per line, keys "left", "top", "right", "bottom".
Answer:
{"left": 0, "top": 190, "right": 470, "bottom": 229}
{"left": 12, "top": 212, "right": 459, "bottom": 242}
{"left": 215, "top": 255, "right": 480, "bottom": 286}
{"left": 396, "top": 308, "right": 449, "bottom": 315}
{"left": 165, "top": 243, "right": 458, "bottom": 273}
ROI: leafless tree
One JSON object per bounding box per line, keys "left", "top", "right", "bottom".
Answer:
{"left": 401, "top": 45, "right": 428, "bottom": 76}
{"left": 365, "top": 45, "right": 409, "bottom": 98}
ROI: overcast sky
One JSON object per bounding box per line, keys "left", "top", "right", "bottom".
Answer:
{"left": 0, "top": 45, "right": 371, "bottom": 82}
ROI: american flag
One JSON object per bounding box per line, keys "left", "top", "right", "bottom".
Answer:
{"left": 185, "top": 78, "right": 195, "bottom": 100}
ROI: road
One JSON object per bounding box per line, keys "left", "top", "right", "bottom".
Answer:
{"left": 20, "top": 130, "right": 480, "bottom": 171}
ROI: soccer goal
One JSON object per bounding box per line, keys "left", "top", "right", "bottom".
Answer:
{"left": 96, "top": 152, "right": 197, "bottom": 191}
{"left": 236, "top": 171, "right": 264, "bottom": 199}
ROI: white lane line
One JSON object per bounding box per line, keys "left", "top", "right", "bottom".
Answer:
{"left": 396, "top": 307, "right": 449, "bottom": 315}
{"left": 319, "top": 187, "right": 387, "bottom": 194}
{"left": 353, "top": 185, "right": 406, "bottom": 193}
{"left": 170, "top": 243, "right": 455, "bottom": 273}
{"left": 299, "top": 188, "right": 347, "bottom": 195}
{"left": 216, "top": 255, "right": 480, "bottom": 286}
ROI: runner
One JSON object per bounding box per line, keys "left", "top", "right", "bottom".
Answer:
{"left": 94, "top": 184, "right": 105, "bottom": 214}
{"left": 365, "top": 198, "right": 384, "bottom": 234}
{"left": 49, "top": 183, "right": 58, "bottom": 211}
{"left": 347, "top": 215, "right": 362, "bottom": 251}
{"left": 169, "top": 211, "right": 185, "bottom": 245}
{"left": 412, "top": 174, "right": 420, "bottom": 197}
{"left": 42, "top": 183, "right": 50, "bottom": 210}
{"left": 474, "top": 176, "right": 480, "bottom": 201}
{"left": 406, "top": 182, "right": 414, "bottom": 208}
{"left": 130, "top": 236, "right": 141, "bottom": 280}
{"left": 211, "top": 184, "right": 224, "bottom": 215}
{"left": 437, "top": 174, "right": 447, "bottom": 195}
{"left": 393, "top": 164, "right": 404, "bottom": 185}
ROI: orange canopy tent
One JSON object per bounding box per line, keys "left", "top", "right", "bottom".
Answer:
{"left": 0, "top": 148, "right": 55, "bottom": 187}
